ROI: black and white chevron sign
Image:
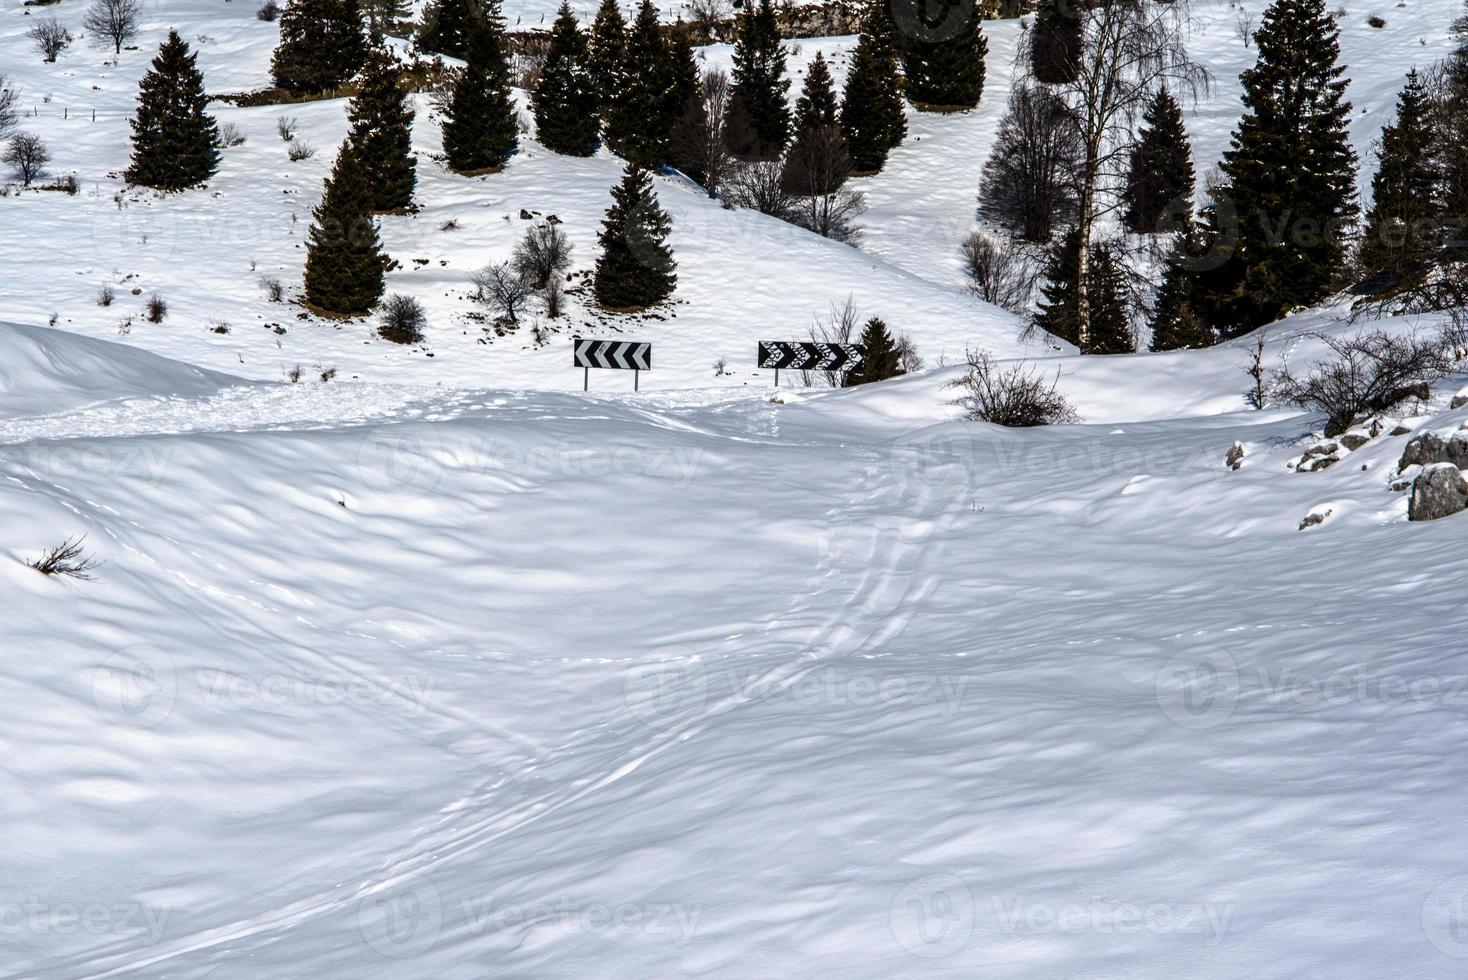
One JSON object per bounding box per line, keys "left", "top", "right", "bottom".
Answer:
{"left": 574, "top": 338, "right": 652, "bottom": 371}
{"left": 758, "top": 341, "right": 865, "bottom": 372}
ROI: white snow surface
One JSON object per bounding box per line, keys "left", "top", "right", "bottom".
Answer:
{"left": 5, "top": 0, "right": 1468, "bottom": 976}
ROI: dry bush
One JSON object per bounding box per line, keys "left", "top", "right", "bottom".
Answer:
{"left": 257, "top": 0, "right": 281, "bottom": 19}
{"left": 511, "top": 223, "right": 572, "bottom": 291}
{"left": 948, "top": 349, "right": 1080, "bottom": 426}
{"left": 276, "top": 115, "right": 297, "bottom": 141}
{"left": 145, "top": 293, "right": 167, "bottom": 323}
{"left": 378, "top": 293, "right": 426, "bottom": 343}
{"left": 472, "top": 262, "right": 531, "bottom": 322}
{"left": 28, "top": 536, "right": 102, "bottom": 579}
{"left": 218, "top": 122, "right": 246, "bottom": 147}
{"left": 28, "top": 18, "right": 72, "bottom": 62}
{"left": 960, "top": 231, "right": 1034, "bottom": 314}
{"left": 1273, "top": 328, "right": 1459, "bottom": 436}
{"left": 258, "top": 275, "right": 285, "bottom": 302}
{"left": 97, "top": 283, "right": 115, "bottom": 306}
{"left": 286, "top": 139, "right": 316, "bottom": 161}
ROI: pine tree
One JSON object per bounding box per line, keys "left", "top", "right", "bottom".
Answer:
{"left": 728, "top": 0, "right": 790, "bottom": 160}
{"left": 1086, "top": 245, "right": 1135, "bottom": 354}
{"left": 588, "top": 0, "right": 628, "bottom": 118}
{"left": 1122, "top": 87, "right": 1194, "bottom": 235}
{"left": 1359, "top": 70, "right": 1441, "bottom": 285}
{"left": 902, "top": 0, "right": 987, "bottom": 110}
{"left": 1149, "top": 223, "right": 1213, "bottom": 350}
{"left": 604, "top": 0, "right": 673, "bottom": 165}
{"left": 1033, "top": 231, "right": 1135, "bottom": 353}
{"left": 418, "top": 0, "right": 473, "bottom": 57}
{"left": 844, "top": 317, "right": 902, "bottom": 385}
{"left": 533, "top": 1, "right": 600, "bottom": 156}
{"left": 1442, "top": 14, "right": 1468, "bottom": 260}
{"left": 304, "top": 141, "right": 387, "bottom": 315}
{"left": 666, "top": 22, "right": 700, "bottom": 127}
{"left": 783, "top": 53, "right": 848, "bottom": 196}
{"left": 594, "top": 163, "right": 676, "bottom": 309}
{"left": 271, "top": 0, "right": 368, "bottom": 94}
{"left": 1030, "top": 0, "right": 1081, "bottom": 85}
{"left": 840, "top": 4, "right": 907, "bottom": 175}
{"left": 361, "top": 0, "right": 411, "bottom": 38}
{"left": 126, "top": 31, "right": 219, "bottom": 191}
{"left": 441, "top": 0, "right": 519, "bottom": 173}
{"left": 1194, "top": 0, "right": 1357, "bottom": 336}
{"left": 347, "top": 47, "right": 416, "bottom": 212}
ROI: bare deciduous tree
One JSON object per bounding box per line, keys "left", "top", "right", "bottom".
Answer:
{"left": 960, "top": 231, "right": 1035, "bottom": 313}
{"left": 671, "top": 69, "right": 737, "bottom": 199}
{"left": 801, "top": 295, "right": 861, "bottom": 387}
{"left": 4, "top": 133, "right": 50, "bottom": 186}
{"left": 1021, "top": 0, "right": 1209, "bottom": 348}
{"left": 84, "top": 0, "right": 142, "bottom": 54}
{"left": 472, "top": 263, "right": 532, "bottom": 322}
{"left": 0, "top": 75, "right": 18, "bottom": 139}
{"left": 28, "top": 18, "right": 73, "bottom": 63}
{"left": 977, "top": 83, "right": 1083, "bottom": 242}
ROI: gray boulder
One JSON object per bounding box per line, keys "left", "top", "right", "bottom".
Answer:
{"left": 1340, "top": 430, "right": 1371, "bottom": 451}
{"left": 1448, "top": 431, "right": 1468, "bottom": 468}
{"left": 1399, "top": 432, "right": 1447, "bottom": 470}
{"left": 1408, "top": 464, "right": 1468, "bottom": 521}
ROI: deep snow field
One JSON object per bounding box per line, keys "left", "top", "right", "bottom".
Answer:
{"left": 5, "top": 0, "right": 1468, "bottom": 976}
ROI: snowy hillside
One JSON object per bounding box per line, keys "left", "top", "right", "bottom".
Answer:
{"left": 5, "top": 0, "right": 1468, "bottom": 975}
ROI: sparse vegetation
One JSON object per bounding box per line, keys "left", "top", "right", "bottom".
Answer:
{"left": 259, "top": 275, "right": 285, "bottom": 302}
{"left": 28, "top": 537, "right": 103, "bottom": 579}
{"left": 27, "top": 17, "right": 73, "bottom": 62}
{"left": 4, "top": 132, "right": 50, "bottom": 187}
{"left": 97, "top": 284, "right": 115, "bottom": 307}
{"left": 472, "top": 262, "right": 532, "bottom": 322}
{"left": 949, "top": 350, "right": 1081, "bottom": 426}
{"left": 287, "top": 139, "right": 317, "bottom": 161}
{"left": 145, "top": 293, "right": 168, "bottom": 323}
{"left": 378, "top": 293, "right": 427, "bottom": 343}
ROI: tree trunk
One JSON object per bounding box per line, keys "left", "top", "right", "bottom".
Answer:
{"left": 1075, "top": 154, "right": 1097, "bottom": 351}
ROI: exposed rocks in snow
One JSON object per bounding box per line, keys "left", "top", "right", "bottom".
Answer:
{"left": 1298, "top": 507, "right": 1333, "bottom": 530}
{"left": 1447, "top": 431, "right": 1468, "bottom": 468}
{"left": 1340, "top": 429, "right": 1371, "bottom": 451}
{"left": 1296, "top": 441, "right": 1342, "bottom": 472}
{"left": 1226, "top": 442, "right": 1245, "bottom": 470}
{"left": 1390, "top": 423, "right": 1414, "bottom": 436}
{"left": 1451, "top": 389, "right": 1468, "bottom": 410}
{"left": 1408, "top": 464, "right": 1468, "bottom": 521}
{"left": 1399, "top": 432, "right": 1447, "bottom": 470}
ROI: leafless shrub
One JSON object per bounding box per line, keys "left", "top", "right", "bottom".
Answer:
{"left": 286, "top": 139, "right": 316, "bottom": 161}
{"left": 217, "top": 122, "right": 246, "bottom": 147}
{"left": 28, "top": 536, "right": 103, "bottom": 578}
{"left": 511, "top": 223, "right": 573, "bottom": 291}
{"left": 791, "top": 187, "right": 866, "bottom": 244}
{"left": 439, "top": 217, "right": 460, "bottom": 231}
{"left": 378, "top": 293, "right": 426, "bottom": 343}
{"left": 1273, "top": 329, "right": 1458, "bottom": 435}
{"left": 949, "top": 349, "right": 1080, "bottom": 426}
{"left": 544, "top": 276, "right": 564, "bottom": 318}
{"left": 686, "top": 0, "right": 730, "bottom": 35}
{"left": 258, "top": 275, "right": 285, "bottom": 302}
{"left": 801, "top": 295, "right": 861, "bottom": 386}
{"left": 28, "top": 18, "right": 73, "bottom": 62}
{"left": 83, "top": 0, "right": 141, "bottom": 54}
{"left": 4, "top": 132, "right": 50, "bottom": 186}
{"left": 97, "top": 283, "right": 115, "bottom": 306}
{"left": 0, "top": 75, "right": 17, "bottom": 140}
{"left": 257, "top": 0, "right": 281, "bottom": 20}
{"left": 725, "top": 160, "right": 798, "bottom": 221}
{"left": 285, "top": 364, "right": 302, "bottom": 383}
{"left": 1243, "top": 329, "right": 1271, "bottom": 409}
{"left": 1234, "top": 9, "right": 1256, "bottom": 46}
{"left": 319, "top": 366, "right": 337, "bottom": 382}
{"left": 895, "top": 334, "right": 924, "bottom": 374}
{"left": 145, "top": 293, "right": 167, "bottom": 323}
{"left": 471, "top": 262, "right": 531, "bottom": 322}
{"left": 276, "top": 115, "right": 298, "bottom": 141}
{"left": 960, "top": 231, "right": 1034, "bottom": 314}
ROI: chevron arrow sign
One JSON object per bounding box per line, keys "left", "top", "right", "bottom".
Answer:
{"left": 758, "top": 342, "right": 865, "bottom": 372}
{"left": 574, "top": 338, "right": 652, "bottom": 371}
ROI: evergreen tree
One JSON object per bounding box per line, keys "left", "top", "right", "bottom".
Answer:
{"left": 1359, "top": 70, "right": 1441, "bottom": 284}
{"left": 271, "top": 0, "right": 368, "bottom": 94}
{"left": 533, "top": 1, "right": 601, "bottom": 156}
{"left": 594, "top": 164, "right": 676, "bottom": 309}
{"left": 1149, "top": 223, "right": 1213, "bottom": 350}
{"left": 1122, "top": 87, "right": 1194, "bottom": 234}
{"left": 902, "top": 0, "right": 987, "bottom": 110}
{"left": 1030, "top": 0, "right": 1081, "bottom": 85}
{"left": 1442, "top": 14, "right": 1468, "bottom": 259}
{"left": 840, "top": 3, "right": 907, "bottom": 174}
{"left": 588, "top": 0, "right": 628, "bottom": 118}
{"left": 1194, "top": 0, "right": 1357, "bottom": 336}
{"left": 126, "top": 31, "right": 219, "bottom": 191}
{"left": 666, "top": 22, "right": 700, "bottom": 127}
{"left": 441, "top": 0, "right": 519, "bottom": 173}
{"left": 418, "top": 0, "right": 473, "bottom": 57}
{"left": 783, "top": 53, "right": 848, "bottom": 196}
{"left": 728, "top": 0, "right": 790, "bottom": 159}
{"left": 347, "top": 47, "right": 416, "bottom": 212}
{"left": 844, "top": 317, "right": 902, "bottom": 385}
{"left": 304, "top": 141, "right": 387, "bottom": 315}
{"left": 604, "top": 0, "right": 673, "bottom": 165}
{"left": 1033, "top": 231, "right": 1135, "bottom": 353}
{"left": 361, "top": 0, "right": 412, "bottom": 38}
{"left": 1086, "top": 245, "right": 1136, "bottom": 354}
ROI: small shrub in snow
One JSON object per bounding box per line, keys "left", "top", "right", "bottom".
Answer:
{"left": 544, "top": 276, "right": 565, "bottom": 318}
{"left": 1274, "top": 329, "right": 1458, "bottom": 436}
{"left": 1367, "top": 13, "right": 1386, "bottom": 26}
{"left": 285, "top": 365, "right": 302, "bottom": 383}
{"left": 277, "top": 115, "right": 298, "bottom": 141}
{"left": 949, "top": 349, "right": 1080, "bottom": 426}
{"left": 257, "top": 0, "right": 281, "bottom": 20}
{"left": 259, "top": 275, "right": 285, "bottom": 302}
{"left": 97, "top": 284, "right": 115, "bottom": 306}
{"left": 287, "top": 139, "right": 317, "bottom": 162}
{"left": 27, "top": 536, "right": 102, "bottom": 579}
{"left": 378, "top": 294, "right": 427, "bottom": 344}
{"left": 960, "top": 231, "right": 1033, "bottom": 314}
{"left": 320, "top": 366, "right": 337, "bottom": 382}
{"left": 218, "top": 122, "right": 246, "bottom": 147}
{"left": 145, "top": 293, "right": 168, "bottom": 323}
